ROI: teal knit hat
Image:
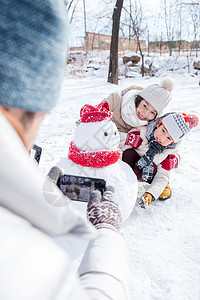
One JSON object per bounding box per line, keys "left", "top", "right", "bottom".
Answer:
{"left": 0, "top": 0, "right": 68, "bottom": 112}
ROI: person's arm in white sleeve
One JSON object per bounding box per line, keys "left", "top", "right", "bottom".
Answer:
{"left": 78, "top": 188, "right": 131, "bottom": 300}
{"left": 79, "top": 230, "right": 130, "bottom": 300}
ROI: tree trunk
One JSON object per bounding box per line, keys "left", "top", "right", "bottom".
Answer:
{"left": 141, "top": 54, "right": 144, "bottom": 77}
{"left": 83, "top": 0, "right": 87, "bottom": 52}
{"left": 135, "top": 32, "right": 144, "bottom": 77}
{"left": 108, "top": 0, "right": 124, "bottom": 85}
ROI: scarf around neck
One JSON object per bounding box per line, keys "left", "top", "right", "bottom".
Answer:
{"left": 68, "top": 141, "right": 121, "bottom": 168}
{"left": 121, "top": 90, "right": 148, "bottom": 127}
{"left": 136, "top": 132, "right": 166, "bottom": 181}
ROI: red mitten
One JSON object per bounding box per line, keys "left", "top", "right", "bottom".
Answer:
{"left": 161, "top": 155, "right": 178, "bottom": 171}
{"left": 125, "top": 131, "right": 143, "bottom": 148}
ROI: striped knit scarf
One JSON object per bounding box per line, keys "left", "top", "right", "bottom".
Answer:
{"left": 136, "top": 134, "right": 165, "bottom": 181}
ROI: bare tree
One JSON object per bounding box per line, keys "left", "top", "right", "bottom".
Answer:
{"left": 132, "top": 0, "right": 144, "bottom": 76}
{"left": 160, "top": 32, "right": 163, "bottom": 56}
{"left": 188, "top": 1, "right": 200, "bottom": 57}
{"left": 64, "top": 0, "right": 80, "bottom": 23}
{"left": 83, "top": 0, "right": 87, "bottom": 51}
{"left": 123, "top": 0, "right": 145, "bottom": 76}
{"left": 162, "top": 0, "right": 174, "bottom": 56}
{"left": 173, "top": 0, "right": 184, "bottom": 53}
{"left": 108, "top": 0, "right": 124, "bottom": 85}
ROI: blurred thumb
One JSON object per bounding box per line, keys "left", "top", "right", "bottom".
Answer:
{"left": 102, "top": 186, "right": 114, "bottom": 202}
{"left": 47, "top": 166, "right": 64, "bottom": 183}
{"left": 88, "top": 190, "right": 101, "bottom": 207}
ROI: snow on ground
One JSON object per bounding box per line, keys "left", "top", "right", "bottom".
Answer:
{"left": 36, "top": 54, "right": 200, "bottom": 300}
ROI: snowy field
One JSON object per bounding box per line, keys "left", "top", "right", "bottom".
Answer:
{"left": 36, "top": 54, "right": 200, "bottom": 300}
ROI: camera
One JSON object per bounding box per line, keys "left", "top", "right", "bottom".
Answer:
{"left": 57, "top": 174, "right": 106, "bottom": 202}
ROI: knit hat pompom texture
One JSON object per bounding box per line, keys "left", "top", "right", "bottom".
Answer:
{"left": 138, "top": 77, "right": 175, "bottom": 115}
{"left": 0, "top": 0, "right": 68, "bottom": 112}
{"left": 162, "top": 113, "right": 199, "bottom": 143}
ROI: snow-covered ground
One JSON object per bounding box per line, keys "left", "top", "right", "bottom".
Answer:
{"left": 36, "top": 54, "right": 200, "bottom": 300}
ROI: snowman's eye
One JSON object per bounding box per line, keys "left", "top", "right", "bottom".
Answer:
{"left": 104, "top": 132, "right": 108, "bottom": 136}
{"left": 114, "top": 131, "right": 117, "bottom": 135}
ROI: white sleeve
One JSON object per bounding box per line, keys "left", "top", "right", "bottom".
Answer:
{"left": 146, "top": 164, "right": 171, "bottom": 199}
{"left": 78, "top": 229, "right": 131, "bottom": 300}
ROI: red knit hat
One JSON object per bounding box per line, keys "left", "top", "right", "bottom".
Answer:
{"left": 80, "top": 101, "right": 113, "bottom": 123}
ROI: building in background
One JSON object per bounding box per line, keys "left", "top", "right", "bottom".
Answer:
{"left": 70, "top": 32, "right": 147, "bottom": 52}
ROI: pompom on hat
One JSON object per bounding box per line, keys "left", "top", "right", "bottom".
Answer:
{"left": 80, "top": 101, "right": 113, "bottom": 123}
{"left": 138, "top": 77, "right": 175, "bottom": 115}
{"left": 162, "top": 113, "right": 199, "bottom": 143}
{"left": 0, "top": 0, "right": 68, "bottom": 112}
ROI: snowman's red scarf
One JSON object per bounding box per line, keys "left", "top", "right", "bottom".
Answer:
{"left": 68, "top": 141, "right": 121, "bottom": 168}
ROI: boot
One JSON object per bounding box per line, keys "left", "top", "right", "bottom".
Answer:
{"left": 158, "top": 184, "right": 172, "bottom": 201}
{"left": 138, "top": 193, "right": 154, "bottom": 208}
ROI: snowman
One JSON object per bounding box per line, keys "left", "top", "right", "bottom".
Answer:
{"left": 56, "top": 101, "right": 138, "bottom": 222}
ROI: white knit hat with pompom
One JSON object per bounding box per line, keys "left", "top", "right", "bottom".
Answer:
{"left": 138, "top": 77, "right": 175, "bottom": 115}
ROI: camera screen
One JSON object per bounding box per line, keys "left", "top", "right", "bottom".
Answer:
{"left": 57, "top": 175, "right": 106, "bottom": 202}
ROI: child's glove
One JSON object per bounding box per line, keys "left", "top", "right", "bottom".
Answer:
{"left": 47, "top": 166, "right": 64, "bottom": 184}
{"left": 161, "top": 155, "right": 178, "bottom": 171}
{"left": 125, "top": 131, "right": 143, "bottom": 148}
{"left": 87, "top": 186, "right": 122, "bottom": 232}
{"left": 138, "top": 192, "right": 154, "bottom": 209}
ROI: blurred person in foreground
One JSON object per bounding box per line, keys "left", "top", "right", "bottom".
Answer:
{"left": 0, "top": 1, "right": 130, "bottom": 299}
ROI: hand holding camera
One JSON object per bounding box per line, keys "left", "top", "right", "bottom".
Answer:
{"left": 87, "top": 186, "right": 122, "bottom": 232}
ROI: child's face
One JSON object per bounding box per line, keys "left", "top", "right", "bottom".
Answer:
{"left": 136, "top": 99, "right": 157, "bottom": 121}
{"left": 154, "top": 122, "right": 174, "bottom": 147}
